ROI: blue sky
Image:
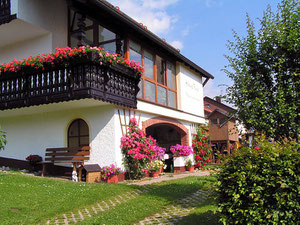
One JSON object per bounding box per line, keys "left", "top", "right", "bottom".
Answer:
{"left": 107, "top": 0, "right": 282, "bottom": 98}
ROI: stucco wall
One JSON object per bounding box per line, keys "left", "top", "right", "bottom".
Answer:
{"left": 17, "top": 0, "right": 68, "bottom": 50}
{"left": 0, "top": 33, "right": 52, "bottom": 64}
{"left": 113, "top": 108, "right": 195, "bottom": 149}
{"left": 0, "top": 0, "right": 68, "bottom": 63}
{"left": 0, "top": 104, "right": 119, "bottom": 167}
{"left": 177, "top": 63, "right": 204, "bottom": 117}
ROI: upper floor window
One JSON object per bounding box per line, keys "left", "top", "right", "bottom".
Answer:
{"left": 129, "top": 40, "right": 177, "bottom": 108}
{"left": 69, "top": 9, "right": 122, "bottom": 54}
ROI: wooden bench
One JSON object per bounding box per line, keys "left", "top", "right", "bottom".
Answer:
{"left": 43, "top": 146, "right": 90, "bottom": 181}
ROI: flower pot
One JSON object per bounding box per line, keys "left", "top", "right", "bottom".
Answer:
{"left": 187, "top": 166, "right": 195, "bottom": 172}
{"left": 107, "top": 174, "right": 118, "bottom": 183}
{"left": 117, "top": 173, "right": 125, "bottom": 182}
{"left": 159, "top": 166, "right": 163, "bottom": 173}
{"left": 150, "top": 171, "right": 159, "bottom": 178}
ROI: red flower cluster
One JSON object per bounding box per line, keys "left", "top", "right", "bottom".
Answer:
{"left": 0, "top": 46, "right": 143, "bottom": 75}
{"left": 101, "top": 164, "right": 122, "bottom": 180}
{"left": 192, "top": 126, "right": 211, "bottom": 168}
{"left": 25, "top": 154, "right": 42, "bottom": 166}
{"left": 121, "top": 118, "right": 160, "bottom": 160}
{"left": 121, "top": 118, "right": 165, "bottom": 179}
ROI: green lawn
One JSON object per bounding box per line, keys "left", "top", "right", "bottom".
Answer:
{"left": 0, "top": 171, "right": 220, "bottom": 225}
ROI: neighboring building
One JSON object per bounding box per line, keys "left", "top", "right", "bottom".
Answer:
{"left": 204, "top": 96, "right": 238, "bottom": 162}
{"left": 0, "top": 0, "right": 213, "bottom": 172}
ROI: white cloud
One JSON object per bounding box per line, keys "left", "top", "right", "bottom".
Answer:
{"left": 181, "top": 26, "right": 190, "bottom": 37}
{"left": 170, "top": 40, "right": 183, "bottom": 50}
{"left": 107, "top": 0, "right": 178, "bottom": 35}
{"left": 203, "top": 80, "right": 221, "bottom": 98}
{"left": 205, "top": 0, "right": 223, "bottom": 8}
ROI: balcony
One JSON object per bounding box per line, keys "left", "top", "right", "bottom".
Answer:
{"left": 0, "top": 52, "right": 140, "bottom": 110}
{"left": 0, "top": 0, "right": 16, "bottom": 25}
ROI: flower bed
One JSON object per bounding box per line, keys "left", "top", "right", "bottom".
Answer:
{"left": 192, "top": 125, "right": 211, "bottom": 168}
{"left": 0, "top": 46, "right": 143, "bottom": 76}
{"left": 121, "top": 118, "right": 166, "bottom": 179}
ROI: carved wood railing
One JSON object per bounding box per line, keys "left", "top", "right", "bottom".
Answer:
{"left": 0, "top": 0, "right": 15, "bottom": 25}
{"left": 0, "top": 53, "right": 140, "bottom": 110}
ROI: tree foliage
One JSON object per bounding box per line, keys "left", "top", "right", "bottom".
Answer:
{"left": 0, "top": 126, "right": 6, "bottom": 151}
{"left": 224, "top": 0, "right": 300, "bottom": 142}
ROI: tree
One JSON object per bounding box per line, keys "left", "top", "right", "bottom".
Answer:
{"left": 224, "top": 0, "right": 299, "bottom": 142}
{"left": 0, "top": 126, "right": 6, "bottom": 151}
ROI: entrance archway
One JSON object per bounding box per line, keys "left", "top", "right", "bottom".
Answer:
{"left": 142, "top": 117, "right": 189, "bottom": 172}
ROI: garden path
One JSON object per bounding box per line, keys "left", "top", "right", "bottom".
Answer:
{"left": 136, "top": 189, "right": 211, "bottom": 225}
{"left": 39, "top": 170, "right": 213, "bottom": 225}
{"left": 128, "top": 170, "right": 212, "bottom": 186}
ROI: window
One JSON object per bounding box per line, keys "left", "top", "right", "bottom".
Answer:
{"left": 129, "top": 40, "right": 177, "bottom": 108}
{"left": 219, "top": 118, "right": 226, "bottom": 125}
{"left": 211, "top": 119, "right": 218, "bottom": 125}
{"left": 69, "top": 9, "right": 123, "bottom": 54}
{"left": 68, "top": 119, "right": 89, "bottom": 147}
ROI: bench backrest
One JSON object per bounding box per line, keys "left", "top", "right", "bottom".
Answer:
{"left": 45, "top": 146, "right": 90, "bottom": 163}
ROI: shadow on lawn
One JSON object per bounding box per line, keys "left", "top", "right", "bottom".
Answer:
{"left": 173, "top": 210, "right": 221, "bottom": 225}
{"left": 140, "top": 176, "right": 216, "bottom": 202}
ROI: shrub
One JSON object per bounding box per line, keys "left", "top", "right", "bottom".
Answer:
{"left": 149, "top": 160, "right": 164, "bottom": 172}
{"left": 192, "top": 125, "right": 211, "bottom": 168}
{"left": 216, "top": 137, "right": 300, "bottom": 224}
{"left": 26, "top": 155, "right": 42, "bottom": 167}
{"left": 121, "top": 118, "right": 163, "bottom": 179}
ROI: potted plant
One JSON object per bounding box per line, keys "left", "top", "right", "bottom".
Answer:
{"left": 149, "top": 160, "right": 164, "bottom": 178}
{"left": 26, "top": 154, "right": 42, "bottom": 171}
{"left": 101, "top": 164, "right": 121, "bottom": 183}
{"left": 170, "top": 144, "right": 193, "bottom": 172}
{"left": 185, "top": 159, "right": 194, "bottom": 172}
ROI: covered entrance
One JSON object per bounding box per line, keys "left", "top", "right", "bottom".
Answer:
{"left": 142, "top": 117, "right": 189, "bottom": 172}
{"left": 146, "top": 124, "right": 181, "bottom": 172}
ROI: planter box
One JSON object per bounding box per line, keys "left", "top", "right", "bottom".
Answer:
{"left": 150, "top": 171, "right": 160, "bottom": 178}
{"left": 173, "top": 156, "right": 188, "bottom": 173}
{"left": 106, "top": 174, "right": 118, "bottom": 183}
{"left": 117, "top": 173, "right": 125, "bottom": 182}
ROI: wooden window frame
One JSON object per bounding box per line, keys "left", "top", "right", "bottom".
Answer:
{"left": 68, "top": 8, "right": 125, "bottom": 53}
{"left": 126, "top": 39, "right": 177, "bottom": 109}
{"left": 68, "top": 119, "right": 89, "bottom": 147}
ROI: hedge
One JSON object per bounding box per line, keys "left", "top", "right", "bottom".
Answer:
{"left": 216, "top": 138, "right": 300, "bottom": 224}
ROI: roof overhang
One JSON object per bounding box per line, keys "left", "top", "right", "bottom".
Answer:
{"left": 69, "top": 0, "right": 214, "bottom": 79}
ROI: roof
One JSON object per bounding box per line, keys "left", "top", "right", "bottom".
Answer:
{"left": 204, "top": 106, "right": 212, "bottom": 113}
{"left": 83, "top": 164, "right": 101, "bottom": 172}
{"left": 207, "top": 109, "right": 229, "bottom": 118}
{"left": 204, "top": 96, "right": 234, "bottom": 113}
{"left": 79, "top": 0, "right": 214, "bottom": 79}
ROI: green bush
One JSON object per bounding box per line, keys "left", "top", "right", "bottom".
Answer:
{"left": 216, "top": 137, "right": 300, "bottom": 224}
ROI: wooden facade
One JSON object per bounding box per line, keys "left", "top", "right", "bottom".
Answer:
{"left": 204, "top": 97, "right": 238, "bottom": 162}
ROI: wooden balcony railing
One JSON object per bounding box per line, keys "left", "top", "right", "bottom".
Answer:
{"left": 0, "top": 0, "right": 15, "bottom": 25}
{"left": 0, "top": 53, "right": 140, "bottom": 110}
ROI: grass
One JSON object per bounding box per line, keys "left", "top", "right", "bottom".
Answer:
{"left": 0, "top": 171, "right": 220, "bottom": 225}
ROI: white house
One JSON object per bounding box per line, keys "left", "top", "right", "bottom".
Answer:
{"left": 0, "top": 0, "right": 213, "bottom": 173}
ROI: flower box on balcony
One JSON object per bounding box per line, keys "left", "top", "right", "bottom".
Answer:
{"left": 0, "top": 46, "right": 142, "bottom": 110}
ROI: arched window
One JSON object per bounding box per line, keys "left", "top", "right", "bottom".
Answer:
{"left": 68, "top": 119, "right": 89, "bottom": 147}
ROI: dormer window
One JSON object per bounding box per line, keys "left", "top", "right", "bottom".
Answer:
{"left": 129, "top": 40, "right": 177, "bottom": 108}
